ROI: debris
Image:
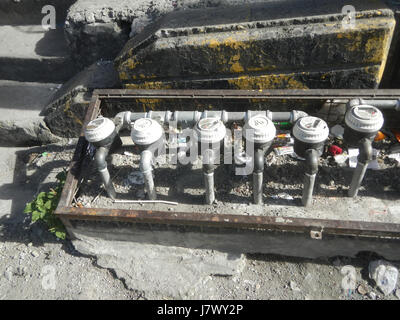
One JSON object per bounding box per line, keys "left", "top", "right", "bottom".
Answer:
{"left": 357, "top": 283, "right": 369, "bottom": 295}
{"left": 271, "top": 193, "right": 294, "bottom": 201}
{"left": 274, "top": 146, "right": 294, "bottom": 156}
{"left": 369, "top": 260, "right": 398, "bottom": 296}
{"left": 30, "top": 251, "right": 39, "bottom": 258}
{"left": 274, "top": 122, "right": 292, "bottom": 130}
{"left": 125, "top": 171, "right": 145, "bottom": 185}
{"left": 330, "top": 124, "right": 345, "bottom": 139}
{"left": 374, "top": 131, "right": 386, "bottom": 142}
{"left": 334, "top": 153, "right": 348, "bottom": 166}
{"left": 395, "top": 289, "right": 400, "bottom": 300}
{"left": 387, "top": 153, "right": 400, "bottom": 163}
{"left": 328, "top": 145, "right": 343, "bottom": 156}
{"left": 392, "top": 129, "right": 400, "bottom": 143}
{"left": 368, "top": 292, "right": 376, "bottom": 300}
{"left": 348, "top": 148, "right": 380, "bottom": 170}
{"left": 123, "top": 151, "right": 134, "bottom": 156}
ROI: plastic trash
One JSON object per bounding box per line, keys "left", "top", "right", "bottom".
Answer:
{"left": 328, "top": 145, "right": 343, "bottom": 156}
{"left": 369, "top": 260, "right": 398, "bottom": 296}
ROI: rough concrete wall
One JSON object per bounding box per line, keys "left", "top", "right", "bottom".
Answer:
{"left": 65, "top": 0, "right": 272, "bottom": 68}
{"left": 42, "top": 61, "right": 121, "bottom": 138}
{"left": 115, "top": 0, "right": 395, "bottom": 92}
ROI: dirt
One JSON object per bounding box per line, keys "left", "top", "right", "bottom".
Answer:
{"left": 75, "top": 130, "right": 400, "bottom": 225}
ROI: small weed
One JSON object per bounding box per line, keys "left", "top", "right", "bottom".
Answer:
{"left": 24, "top": 170, "right": 67, "bottom": 240}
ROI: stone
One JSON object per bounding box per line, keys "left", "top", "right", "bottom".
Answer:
{"left": 368, "top": 291, "right": 376, "bottom": 300}
{"left": 369, "top": 260, "right": 398, "bottom": 296}
{"left": 116, "top": 0, "right": 394, "bottom": 93}
{"left": 4, "top": 270, "right": 13, "bottom": 282}
{"left": 357, "top": 283, "right": 369, "bottom": 295}
{"left": 395, "top": 288, "right": 400, "bottom": 299}
{"left": 42, "top": 61, "right": 121, "bottom": 138}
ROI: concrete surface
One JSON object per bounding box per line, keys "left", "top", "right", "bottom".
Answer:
{"left": 73, "top": 234, "right": 246, "bottom": 298}
{"left": 0, "top": 81, "right": 62, "bottom": 146}
{"left": 0, "top": 25, "right": 77, "bottom": 82}
{"left": 116, "top": 0, "right": 394, "bottom": 91}
{"left": 0, "top": 0, "right": 76, "bottom": 26}
{"left": 65, "top": 0, "right": 272, "bottom": 67}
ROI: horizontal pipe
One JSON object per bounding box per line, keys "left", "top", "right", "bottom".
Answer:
{"left": 348, "top": 98, "right": 400, "bottom": 111}
{"left": 125, "top": 110, "right": 308, "bottom": 126}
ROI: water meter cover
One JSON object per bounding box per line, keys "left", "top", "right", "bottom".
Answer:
{"left": 193, "top": 118, "right": 226, "bottom": 144}
{"left": 243, "top": 115, "right": 276, "bottom": 144}
{"left": 84, "top": 117, "right": 116, "bottom": 143}
{"left": 131, "top": 118, "right": 163, "bottom": 145}
{"left": 345, "top": 105, "right": 384, "bottom": 133}
{"left": 292, "top": 116, "right": 329, "bottom": 144}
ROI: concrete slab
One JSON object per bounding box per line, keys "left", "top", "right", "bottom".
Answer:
{"left": 72, "top": 233, "right": 246, "bottom": 299}
{"left": 0, "top": 26, "right": 78, "bottom": 82}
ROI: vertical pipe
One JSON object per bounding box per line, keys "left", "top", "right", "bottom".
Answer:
{"left": 140, "top": 150, "right": 157, "bottom": 200}
{"left": 302, "top": 173, "right": 316, "bottom": 207}
{"left": 253, "top": 172, "right": 263, "bottom": 205}
{"left": 99, "top": 167, "right": 116, "bottom": 199}
{"left": 253, "top": 147, "right": 267, "bottom": 204}
{"left": 348, "top": 138, "right": 373, "bottom": 198}
{"left": 204, "top": 172, "right": 215, "bottom": 204}
{"left": 95, "top": 146, "right": 117, "bottom": 199}
{"left": 302, "top": 149, "right": 319, "bottom": 207}
{"left": 203, "top": 149, "right": 217, "bottom": 205}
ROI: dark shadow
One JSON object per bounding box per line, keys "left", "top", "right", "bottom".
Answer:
{"left": 0, "top": 144, "right": 75, "bottom": 247}
{"left": 35, "top": 28, "right": 70, "bottom": 58}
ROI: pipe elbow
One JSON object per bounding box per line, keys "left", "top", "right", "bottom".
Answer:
{"left": 358, "top": 138, "right": 373, "bottom": 163}
{"left": 304, "top": 149, "right": 319, "bottom": 175}
{"left": 202, "top": 149, "right": 217, "bottom": 173}
{"left": 95, "top": 147, "right": 109, "bottom": 171}
{"left": 254, "top": 148, "right": 266, "bottom": 173}
{"left": 139, "top": 150, "right": 153, "bottom": 173}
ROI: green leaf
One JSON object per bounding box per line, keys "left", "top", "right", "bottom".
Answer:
{"left": 44, "top": 200, "right": 52, "bottom": 210}
{"left": 55, "top": 231, "right": 66, "bottom": 240}
{"left": 31, "top": 211, "right": 41, "bottom": 222}
{"left": 24, "top": 202, "right": 32, "bottom": 214}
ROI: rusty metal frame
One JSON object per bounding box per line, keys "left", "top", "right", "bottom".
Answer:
{"left": 55, "top": 89, "right": 400, "bottom": 239}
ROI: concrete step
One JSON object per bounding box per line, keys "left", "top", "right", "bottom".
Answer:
{"left": 0, "top": 0, "right": 75, "bottom": 26}
{"left": 0, "top": 25, "right": 78, "bottom": 83}
{"left": 0, "top": 80, "right": 62, "bottom": 146}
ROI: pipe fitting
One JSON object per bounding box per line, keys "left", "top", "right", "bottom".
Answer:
{"left": 139, "top": 150, "right": 156, "bottom": 200}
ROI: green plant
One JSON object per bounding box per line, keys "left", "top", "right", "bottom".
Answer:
{"left": 24, "top": 170, "right": 67, "bottom": 240}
